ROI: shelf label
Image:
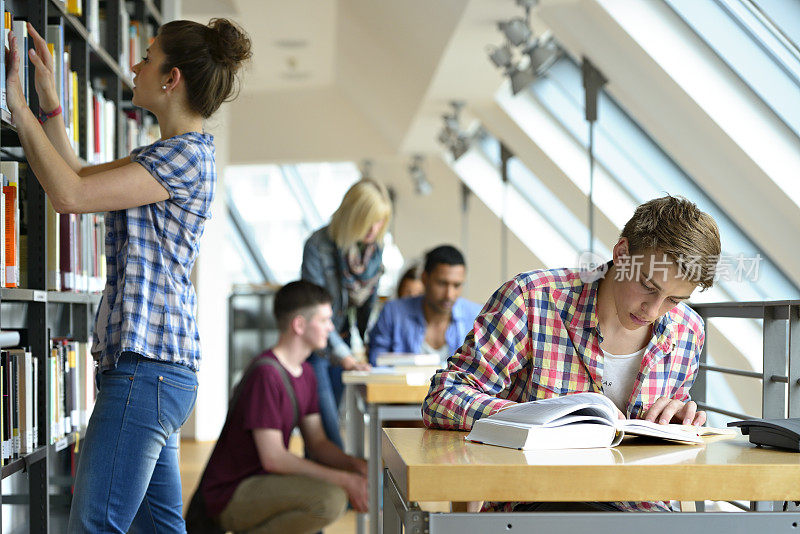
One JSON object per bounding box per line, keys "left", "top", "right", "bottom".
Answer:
{"left": 33, "top": 291, "right": 46, "bottom": 302}
{"left": 54, "top": 437, "right": 68, "bottom": 452}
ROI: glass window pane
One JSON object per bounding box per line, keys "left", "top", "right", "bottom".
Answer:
{"left": 664, "top": 0, "right": 800, "bottom": 138}
{"left": 522, "top": 55, "right": 799, "bottom": 300}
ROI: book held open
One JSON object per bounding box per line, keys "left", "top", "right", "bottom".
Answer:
{"left": 465, "top": 392, "right": 709, "bottom": 450}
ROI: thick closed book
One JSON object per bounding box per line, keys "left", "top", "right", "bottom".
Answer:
{"left": 465, "top": 392, "right": 705, "bottom": 450}
{"left": 375, "top": 353, "right": 441, "bottom": 367}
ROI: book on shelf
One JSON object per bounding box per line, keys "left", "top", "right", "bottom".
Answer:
{"left": 465, "top": 392, "right": 708, "bottom": 450}
{"left": 0, "top": 347, "right": 38, "bottom": 462}
{"left": 2, "top": 162, "right": 19, "bottom": 288}
{"left": 374, "top": 352, "right": 442, "bottom": 367}
{"left": 0, "top": 0, "right": 5, "bottom": 112}
{"left": 10, "top": 17, "right": 28, "bottom": 104}
{"left": 46, "top": 197, "right": 60, "bottom": 290}
{"left": 11, "top": 348, "right": 33, "bottom": 454}
{"left": 67, "top": 0, "right": 82, "bottom": 16}
{"left": 1, "top": 351, "right": 11, "bottom": 460}
{"left": 49, "top": 339, "right": 95, "bottom": 443}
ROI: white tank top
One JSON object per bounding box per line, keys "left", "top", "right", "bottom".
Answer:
{"left": 601, "top": 348, "right": 646, "bottom": 413}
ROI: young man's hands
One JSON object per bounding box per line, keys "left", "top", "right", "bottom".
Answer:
{"left": 350, "top": 456, "right": 367, "bottom": 477}
{"left": 643, "top": 397, "right": 706, "bottom": 426}
{"left": 341, "top": 355, "right": 371, "bottom": 372}
{"left": 341, "top": 471, "right": 368, "bottom": 513}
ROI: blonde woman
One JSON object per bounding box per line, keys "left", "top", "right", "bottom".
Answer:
{"left": 301, "top": 179, "right": 392, "bottom": 447}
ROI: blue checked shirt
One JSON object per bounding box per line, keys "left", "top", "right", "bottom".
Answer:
{"left": 92, "top": 132, "right": 216, "bottom": 371}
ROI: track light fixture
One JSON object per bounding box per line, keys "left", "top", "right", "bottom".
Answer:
{"left": 408, "top": 154, "right": 432, "bottom": 196}
{"left": 436, "top": 101, "right": 474, "bottom": 161}
{"left": 487, "top": 0, "right": 559, "bottom": 95}
{"left": 498, "top": 18, "right": 531, "bottom": 47}
{"left": 359, "top": 159, "right": 374, "bottom": 180}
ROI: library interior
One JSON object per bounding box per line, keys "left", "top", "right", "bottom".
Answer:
{"left": 1, "top": 0, "right": 800, "bottom": 533}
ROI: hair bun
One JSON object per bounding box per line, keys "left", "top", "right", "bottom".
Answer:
{"left": 207, "top": 18, "right": 252, "bottom": 69}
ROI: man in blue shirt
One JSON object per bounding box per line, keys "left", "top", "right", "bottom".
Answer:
{"left": 368, "top": 245, "right": 482, "bottom": 365}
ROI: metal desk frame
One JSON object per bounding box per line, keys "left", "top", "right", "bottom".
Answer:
{"left": 345, "top": 383, "right": 422, "bottom": 534}
{"left": 382, "top": 468, "right": 800, "bottom": 534}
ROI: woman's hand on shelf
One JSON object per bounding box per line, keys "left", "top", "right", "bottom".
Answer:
{"left": 5, "top": 31, "right": 29, "bottom": 120}
{"left": 26, "top": 22, "right": 60, "bottom": 112}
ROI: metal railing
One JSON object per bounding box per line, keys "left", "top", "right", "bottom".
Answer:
{"left": 691, "top": 300, "right": 800, "bottom": 419}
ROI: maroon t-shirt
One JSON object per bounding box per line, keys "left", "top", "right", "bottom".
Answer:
{"left": 201, "top": 351, "right": 319, "bottom": 516}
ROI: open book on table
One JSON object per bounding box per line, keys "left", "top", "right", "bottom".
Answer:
{"left": 465, "top": 392, "right": 710, "bottom": 450}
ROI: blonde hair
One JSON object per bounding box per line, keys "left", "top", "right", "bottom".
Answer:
{"left": 328, "top": 179, "right": 392, "bottom": 249}
{"left": 621, "top": 195, "right": 721, "bottom": 290}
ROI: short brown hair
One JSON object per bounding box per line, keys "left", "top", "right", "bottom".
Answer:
{"left": 158, "top": 18, "right": 252, "bottom": 118}
{"left": 621, "top": 195, "right": 721, "bottom": 289}
{"left": 274, "top": 281, "right": 331, "bottom": 331}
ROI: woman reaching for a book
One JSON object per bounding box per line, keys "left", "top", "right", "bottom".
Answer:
{"left": 6, "top": 17, "right": 251, "bottom": 533}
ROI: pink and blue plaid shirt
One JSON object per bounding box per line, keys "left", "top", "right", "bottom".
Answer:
{"left": 422, "top": 265, "right": 705, "bottom": 512}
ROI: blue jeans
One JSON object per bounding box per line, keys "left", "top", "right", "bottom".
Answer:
{"left": 68, "top": 353, "right": 198, "bottom": 533}
{"left": 307, "top": 353, "right": 344, "bottom": 449}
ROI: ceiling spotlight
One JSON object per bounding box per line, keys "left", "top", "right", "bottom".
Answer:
{"left": 359, "top": 159, "right": 374, "bottom": 180}
{"left": 408, "top": 154, "right": 432, "bottom": 196}
{"left": 487, "top": 44, "right": 513, "bottom": 69}
{"left": 498, "top": 18, "right": 531, "bottom": 47}
{"left": 509, "top": 66, "right": 537, "bottom": 95}
{"left": 525, "top": 33, "right": 561, "bottom": 76}
{"left": 436, "top": 101, "right": 473, "bottom": 161}
{"left": 450, "top": 135, "right": 472, "bottom": 160}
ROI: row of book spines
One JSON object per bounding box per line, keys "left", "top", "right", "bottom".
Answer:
{"left": 49, "top": 339, "right": 94, "bottom": 446}
{"left": 48, "top": 208, "right": 107, "bottom": 293}
{"left": 0, "top": 348, "right": 37, "bottom": 461}
{"left": 45, "top": 21, "right": 119, "bottom": 163}
{"left": 0, "top": 341, "right": 95, "bottom": 464}
{"left": 0, "top": 158, "right": 106, "bottom": 291}
{"left": 0, "top": 13, "right": 157, "bottom": 156}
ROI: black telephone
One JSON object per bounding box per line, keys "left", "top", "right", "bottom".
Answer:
{"left": 728, "top": 418, "right": 800, "bottom": 452}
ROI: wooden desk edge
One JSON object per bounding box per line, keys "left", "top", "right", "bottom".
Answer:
{"left": 365, "top": 384, "right": 430, "bottom": 404}
{"left": 381, "top": 428, "right": 800, "bottom": 503}
{"left": 381, "top": 429, "right": 409, "bottom": 500}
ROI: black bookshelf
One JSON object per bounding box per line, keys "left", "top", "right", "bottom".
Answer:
{"left": 0, "top": 1, "right": 166, "bottom": 531}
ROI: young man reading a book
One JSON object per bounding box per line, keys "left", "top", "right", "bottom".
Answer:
{"left": 195, "top": 281, "right": 368, "bottom": 533}
{"left": 368, "top": 245, "right": 482, "bottom": 366}
{"left": 423, "top": 195, "right": 721, "bottom": 513}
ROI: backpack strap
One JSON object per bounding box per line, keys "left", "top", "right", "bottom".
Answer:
{"left": 257, "top": 357, "right": 301, "bottom": 429}
{"left": 227, "top": 355, "right": 301, "bottom": 430}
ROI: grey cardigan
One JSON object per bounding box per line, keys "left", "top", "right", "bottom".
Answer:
{"left": 300, "top": 226, "right": 382, "bottom": 363}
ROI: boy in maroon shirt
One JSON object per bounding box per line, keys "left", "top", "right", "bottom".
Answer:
{"left": 199, "top": 281, "right": 368, "bottom": 533}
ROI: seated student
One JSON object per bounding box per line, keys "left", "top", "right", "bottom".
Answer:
{"left": 423, "top": 196, "right": 720, "bottom": 513}
{"left": 197, "top": 281, "right": 368, "bottom": 533}
{"left": 397, "top": 263, "right": 425, "bottom": 299}
{"left": 368, "top": 245, "right": 482, "bottom": 365}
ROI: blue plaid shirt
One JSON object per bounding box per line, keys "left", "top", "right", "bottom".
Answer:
{"left": 92, "top": 132, "right": 216, "bottom": 371}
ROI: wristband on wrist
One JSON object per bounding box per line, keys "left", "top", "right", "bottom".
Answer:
{"left": 37, "top": 105, "right": 62, "bottom": 124}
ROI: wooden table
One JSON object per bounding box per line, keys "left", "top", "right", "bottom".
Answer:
{"left": 381, "top": 427, "right": 800, "bottom": 533}
{"left": 343, "top": 375, "right": 430, "bottom": 534}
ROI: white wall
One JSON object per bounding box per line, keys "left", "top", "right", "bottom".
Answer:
{"left": 369, "top": 156, "right": 541, "bottom": 305}
{"left": 185, "top": 106, "right": 234, "bottom": 440}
